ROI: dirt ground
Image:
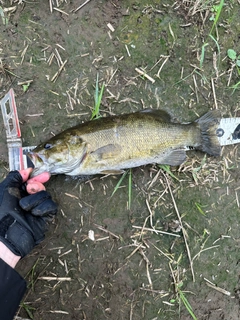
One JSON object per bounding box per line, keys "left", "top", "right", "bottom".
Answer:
{"left": 1, "top": 1, "right": 240, "bottom": 319}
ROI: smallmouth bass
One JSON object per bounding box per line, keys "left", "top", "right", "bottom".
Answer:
{"left": 29, "top": 109, "right": 221, "bottom": 177}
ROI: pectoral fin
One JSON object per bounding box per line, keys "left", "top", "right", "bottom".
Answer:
{"left": 160, "top": 149, "right": 187, "bottom": 166}
{"left": 91, "top": 144, "right": 122, "bottom": 161}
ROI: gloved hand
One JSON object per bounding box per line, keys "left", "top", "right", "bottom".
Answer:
{"left": 0, "top": 170, "right": 57, "bottom": 258}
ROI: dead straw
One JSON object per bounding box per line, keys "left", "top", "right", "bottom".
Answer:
{"left": 72, "top": 0, "right": 91, "bottom": 13}
{"left": 51, "top": 59, "right": 67, "bottom": 82}
{"left": 164, "top": 173, "right": 195, "bottom": 282}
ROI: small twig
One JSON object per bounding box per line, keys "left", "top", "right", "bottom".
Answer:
{"left": 51, "top": 59, "right": 67, "bottom": 82}
{"left": 168, "top": 261, "right": 178, "bottom": 293}
{"left": 53, "top": 7, "right": 69, "bottom": 15}
{"left": 140, "top": 288, "right": 169, "bottom": 296}
{"left": 65, "top": 192, "right": 78, "bottom": 199}
{"left": 164, "top": 173, "right": 195, "bottom": 282}
{"left": 148, "top": 240, "right": 173, "bottom": 262}
{"left": 49, "top": 310, "right": 69, "bottom": 314}
{"left": 139, "top": 248, "right": 152, "bottom": 289}
{"left": 125, "top": 243, "right": 143, "bottom": 260}
{"left": 227, "top": 65, "right": 234, "bottom": 86}
{"left": 132, "top": 225, "right": 181, "bottom": 237}
{"left": 204, "top": 278, "right": 231, "bottom": 296}
{"left": 211, "top": 78, "right": 218, "bottom": 109}
{"left": 55, "top": 48, "right": 64, "bottom": 66}
{"left": 49, "top": 0, "right": 53, "bottom": 12}
{"left": 236, "top": 190, "right": 239, "bottom": 207}
{"left": 192, "top": 74, "right": 199, "bottom": 103}
{"left": 21, "top": 44, "right": 29, "bottom": 65}
{"left": 107, "top": 22, "right": 115, "bottom": 32}
{"left": 156, "top": 55, "right": 170, "bottom": 78}
{"left": 191, "top": 245, "right": 220, "bottom": 263}
{"left": 135, "top": 67, "right": 155, "bottom": 83}
{"left": 76, "top": 243, "right": 81, "bottom": 272}
{"left": 145, "top": 199, "right": 154, "bottom": 229}
{"left": 17, "top": 80, "right": 33, "bottom": 86}
{"left": 73, "top": 0, "right": 91, "bottom": 13}
{"left": 38, "top": 276, "right": 71, "bottom": 281}
{"left": 125, "top": 44, "right": 131, "bottom": 57}
{"left": 59, "top": 249, "right": 72, "bottom": 257}
{"left": 94, "top": 223, "right": 120, "bottom": 239}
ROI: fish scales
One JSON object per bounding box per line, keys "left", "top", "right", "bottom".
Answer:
{"left": 28, "top": 109, "right": 221, "bottom": 177}
{"left": 68, "top": 113, "right": 194, "bottom": 156}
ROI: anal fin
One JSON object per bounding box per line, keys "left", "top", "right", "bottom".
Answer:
{"left": 100, "top": 169, "right": 125, "bottom": 175}
{"left": 160, "top": 149, "right": 187, "bottom": 166}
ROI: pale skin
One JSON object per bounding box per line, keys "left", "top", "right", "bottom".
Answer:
{"left": 0, "top": 168, "right": 50, "bottom": 268}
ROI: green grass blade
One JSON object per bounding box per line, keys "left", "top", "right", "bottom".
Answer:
{"left": 94, "top": 73, "right": 99, "bottom": 106}
{"left": 20, "top": 303, "right": 35, "bottom": 319}
{"left": 177, "top": 287, "right": 198, "bottom": 320}
{"left": 230, "top": 81, "right": 240, "bottom": 94}
{"left": 195, "top": 202, "right": 206, "bottom": 216}
{"left": 209, "top": 34, "right": 220, "bottom": 54}
{"left": 209, "top": 0, "right": 225, "bottom": 36}
{"left": 111, "top": 170, "right": 128, "bottom": 197}
{"left": 159, "top": 164, "right": 179, "bottom": 181}
{"left": 98, "top": 82, "right": 105, "bottom": 108}
{"left": 91, "top": 73, "right": 105, "bottom": 120}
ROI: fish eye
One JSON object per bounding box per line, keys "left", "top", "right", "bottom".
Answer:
{"left": 44, "top": 143, "right": 53, "bottom": 150}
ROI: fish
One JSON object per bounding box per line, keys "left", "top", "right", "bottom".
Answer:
{"left": 28, "top": 109, "right": 221, "bottom": 177}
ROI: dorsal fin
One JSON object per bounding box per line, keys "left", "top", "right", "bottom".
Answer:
{"left": 140, "top": 109, "right": 172, "bottom": 122}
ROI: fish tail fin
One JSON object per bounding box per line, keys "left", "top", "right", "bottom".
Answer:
{"left": 195, "top": 110, "right": 221, "bottom": 157}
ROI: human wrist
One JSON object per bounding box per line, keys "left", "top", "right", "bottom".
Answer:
{"left": 0, "top": 241, "right": 21, "bottom": 268}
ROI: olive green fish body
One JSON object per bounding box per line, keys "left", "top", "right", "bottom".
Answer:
{"left": 29, "top": 110, "right": 220, "bottom": 176}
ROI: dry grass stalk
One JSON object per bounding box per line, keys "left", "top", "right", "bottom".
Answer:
{"left": 38, "top": 276, "right": 71, "bottom": 281}
{"left": 139, "top": 247, "right": 153, "bottom": 289}
{"left": 204, "top": 278, "right": 231, "bottom": 296}
{"left": 135, "top": 67, "right": 155, "bottom": 83}
{"left": 164, "top": 173, "right": 195, "bottom": 282}
{"left": 211, "top": 78, "right": 218, "bottom": 109}
{"left": 192, "top": 74, "right": 199, "bottom": 103}
{"left": 125, "top": 243, "right": 144, "bottom": 260}
{"left": 51, "top": 59, "right": 67, "bottom": 82}
{"left": 125, "top": 44, "right": 131, "bottom": 57}
{"left": 146, "top": 199, "right": 154, "bottom": 228}
{"left": 94, "top": 223, "right": 120, "bottom": 239}
{"left": 72, "top": 0, "right": 91, "bottom": 13}
{"left": 20, "top": 44, "right": 29, "bottom": 65}
{"left": 156, "top": 55, "right": 170, "bottom": 78}
{"left": 149, "top": 241, "right": 174, "bottom": 262}
{"left": 49, "top": 0, "right": 53, "bottom": 12}
{"left": 191, "top": 245, "right": 220, "bottom": 263}
{"left": 64, "top": 192, "right": 78, "bottom": 199}
{"left": 96, "top": 236, "right": 109, "bottom": 241}
{"left": 59, "top": 249, "right": 72, "bottom": 257}
{"left": 132, "top": 225, "right": 181, "bottom": 238}
{"left": 49, "top": 310, "right": 69, "bottom": 314}
{"left": 54, "top": 48, "right": 64, "bottom": 66}
{"left": 53, "top": 7, "right": 68, "bottom": 15}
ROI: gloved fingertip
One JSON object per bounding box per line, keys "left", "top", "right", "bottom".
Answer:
{"left": 27, "top": 172, "right": 51, "bottom": 184}
{"left": 27, "top": 182, "right": 46, "bottom": 194}
{"left": 19, "top": 168, "right": 33, "bottom": 182}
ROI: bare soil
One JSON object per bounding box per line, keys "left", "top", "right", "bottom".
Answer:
{"left": 0, "top": 1, "right": 240, "bottom": 320}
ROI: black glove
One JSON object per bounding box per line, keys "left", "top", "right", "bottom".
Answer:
{"left": 0, "top": 171, "right": 57, "bottom": 258}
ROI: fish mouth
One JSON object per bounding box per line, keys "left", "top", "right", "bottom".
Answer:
{"left": 28, "top": 151, "right": 46, "bottom": 166}
{"left": 28, "top": 152, "right": 51, "bottom": 177}
{"left": 28, "top": 151, "right": 85, "bottom": 177}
